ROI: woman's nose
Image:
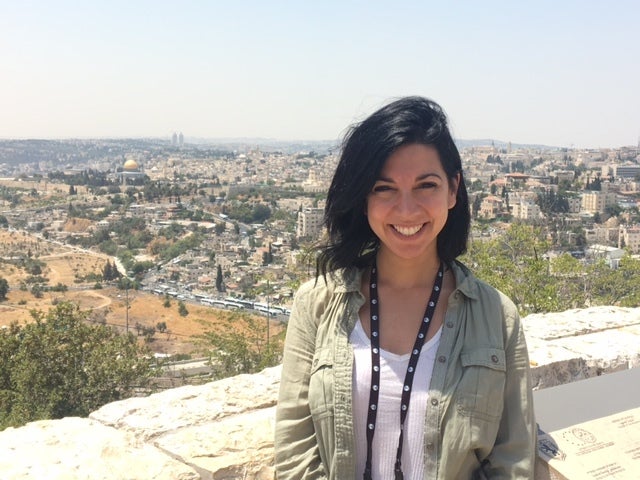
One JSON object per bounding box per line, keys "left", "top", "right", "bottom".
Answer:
{"left": 395, "top": 191, "right": 420, "bottom": 214}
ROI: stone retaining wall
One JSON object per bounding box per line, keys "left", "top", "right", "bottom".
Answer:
{"left": 1, "top": 306, "right": 639, "bottom": 479}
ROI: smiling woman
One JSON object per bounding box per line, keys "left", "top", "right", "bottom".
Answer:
{"left": 366, "top": 143, "right": 458, "bottom": 267}
{"left": 275, "top": 96, "right": 536, "bottom": 480}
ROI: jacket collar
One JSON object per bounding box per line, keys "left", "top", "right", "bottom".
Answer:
{"left": 450, "top": 261, "right": 481, "bottom": 300}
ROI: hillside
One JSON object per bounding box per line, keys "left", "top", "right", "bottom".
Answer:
{"left": 0, "top": 228, "right": 282, "bottom": 357}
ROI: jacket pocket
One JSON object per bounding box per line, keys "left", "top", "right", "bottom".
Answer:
{"left": 456, "top": 347, "right": 506, "bottom": 422}
{"left": 308, "top": 347, "right": 334, "bottom": 419}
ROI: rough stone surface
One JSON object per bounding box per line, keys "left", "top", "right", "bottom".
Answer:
{"left": 0, "top": 417, "right": 200, "bottom": 480}
{"left": 1, "top": 306, "right": 639, "bottom": 479}
{"left": 524, "top": 306, "right": 640, "bottom": 389}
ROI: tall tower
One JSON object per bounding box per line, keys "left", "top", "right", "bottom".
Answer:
{"left": 178, "top": 132, "right": 184, "bottom": 146}
{"left": 171, "top": 132, "right": 178, "bottom": 146}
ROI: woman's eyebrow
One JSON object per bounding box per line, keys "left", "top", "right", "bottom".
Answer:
{"left": 376, "top": 172, "right": 443, "bottom": 182}
{"left": 416, "top": 173, "right": 443, "bottom": 181}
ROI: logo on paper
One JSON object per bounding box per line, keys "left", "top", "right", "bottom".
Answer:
{"left": 562, "top": 427, "right": 597, "bottom": 446}
{"left": 538, "top": 437, "right": 566, "bottom": 461}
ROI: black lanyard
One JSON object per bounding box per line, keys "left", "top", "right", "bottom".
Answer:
{"left": 363, "top": 260, "right": 444, "bottom": 480}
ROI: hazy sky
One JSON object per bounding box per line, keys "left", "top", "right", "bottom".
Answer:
{"left": 2, "top": 1, "right": 639, "bottom": 148}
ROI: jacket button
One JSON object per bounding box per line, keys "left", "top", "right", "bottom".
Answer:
{"left": 491, "top": 355, "right": 499, "bottom": 363}
{"left": 426, "top": 442, "right": 434, "bottom": 450}
{"left": 430, "top": 398, "right": 438, "bottom": 406}
{"left": 446, "top": 321, "right": 454, "bottom": 328}
{"left": 438, "top": 355, "right": 446, "bottom": 363}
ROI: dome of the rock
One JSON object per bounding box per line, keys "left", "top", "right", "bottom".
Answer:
{"left": 123, "top": 159, "right": 139, "bottom": 171}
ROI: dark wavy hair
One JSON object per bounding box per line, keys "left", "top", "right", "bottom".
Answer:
{"left": 317, "top": 96, "right": 470, "bottom": 276}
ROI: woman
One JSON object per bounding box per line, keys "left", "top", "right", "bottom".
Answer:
{"left": 275, "top": 96, "right": 536, "bottom": 479}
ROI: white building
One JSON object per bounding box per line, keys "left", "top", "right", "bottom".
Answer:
{"left": 581, "top": 191, "right": 617, "bottom": 214}
{"left": 619, "top": 225, "right": 640, "bottom": 253}
{"left": 585, "top": 244, "right": 625, "bottom": 269}
{"left": 511, "top": 201, "right": 542, "bottom": 221}
{"left": 296, "top": 207, "right": 324, "bottom": 239}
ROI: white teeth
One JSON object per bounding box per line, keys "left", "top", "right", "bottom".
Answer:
{"left": 393, "top": 224, "right": 423, "bottom": 236}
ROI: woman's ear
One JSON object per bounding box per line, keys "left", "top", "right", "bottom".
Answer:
{"left": 448, "top": 173, "right": 460, "bottom": 210}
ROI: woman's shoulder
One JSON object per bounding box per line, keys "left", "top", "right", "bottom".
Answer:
{"left": 295, "top": 267, "right": 363, "bottom": 302}
{"left": 289, "top": 267, "right": 364, "bottom": 328}
{"left": 452, "top": 260, "right": 523, "bottom": 347}
{"left": 451, "top": 260, "right": 519, "bottom": 320}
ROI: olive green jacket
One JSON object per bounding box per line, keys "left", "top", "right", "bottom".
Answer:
{"left": 275, "top": 261, "right": 536, "bottom": 479}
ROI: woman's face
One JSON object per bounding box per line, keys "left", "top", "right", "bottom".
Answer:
{"left": 366, "top": 143, "right": 458, "bottom": 263}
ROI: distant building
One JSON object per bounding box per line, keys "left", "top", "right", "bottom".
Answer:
{"left": 178, "top": 132, "right": 184, "bottom": 147}
{"left": 585, "top": 225, "right": 619, "bottom": 245}
{"left": 126, "top": 204, "right": 146, "bottom": 217}
{"left": 117, "top": 159, "right": 145, "bottom": 185}
{"left": 602, "top": 164, "right": 640, "bottom": 180}
{"left": 302, "top": 168, "right": 329, "bottom": 193}
{"left": 511, "top": 201, "right": 541, "bottom": 221}
{"left": 567, "top": 196, "right": 582, "bottom": 213}
{"left": 505, "top": 173, "right": 530, "bottom": 187}
{"left": 585, "top": 244, "right": 624, "bottom": 268}
{"left": 581, "top": 191, "right": 616, "bottom": 214}
{"left": 554, "top": 170, "right": 575, "bottom": 183}
{"left": 479, "top": 195, "right": 504, "bottom": 220}
{"left": 619, "top": 225, "right": 640, "bottom": 253}
{"left": 296, "top": 207, "right": 324, "bottom": 239}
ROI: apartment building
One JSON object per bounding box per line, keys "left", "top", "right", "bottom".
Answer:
{"left": 581, "top": 191, "right": 617, "bottom": 214}
{"left": 619, "top": 225, "right": 640, "bottom": 253}
{"left": 296, "top": 207, "right": 324, "bottom": 239}
{"left": 511, "top": 201, "right": 542, "bottom": 221}
{"left": 479, "top": 195, "right": 504, "bottom": 219}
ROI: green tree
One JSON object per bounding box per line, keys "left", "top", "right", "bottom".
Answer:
{"left": 463, "top": 224, "right": 559, "bottom": 315}
{"left": 549, "top": 254, "right": 588, "bottom": 309}
{"left": 198, "top": 311, "right": 283, "bottom": 380}
{"left": 0, "top": 277, "right": 8, "bottom": 301}
{"left": 178, "top": 301, "right": 189, "bottom": 317}
{"left": 216, "top": 265, "right": 225, "bottom": 293}
{"left": 215, "top": 222, "right": 226, "bottom": 235}
{"left": 588, "top": 256, "right": 640, "bottom": 307}
{"left": 463, "top": 224, "right": 640, "bottom": 314}
{"left": 102, "top": 261, "right": 113, "bottom": 281}
{"left": 31, "top": 284, "right": 44, "bottom": 299}
{"left": 0, "top": 302, "right": 151, "bottom": 430}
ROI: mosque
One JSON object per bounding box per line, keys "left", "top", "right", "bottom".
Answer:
{"left": 117, "top": 158, "right": 146, "bottom": 185}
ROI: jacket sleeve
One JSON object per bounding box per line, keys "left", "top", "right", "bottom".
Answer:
{"left": 481, "top": 306, "right": 537, "bottom": 479}
{"left": 274, "top": 285, "right": 328, "bottom": 479}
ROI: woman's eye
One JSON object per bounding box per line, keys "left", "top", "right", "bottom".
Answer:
{"left": 372, "top": 185, "right": 393, "bottom": 193}
{"left": 418, "top": 182, "right": 437, "bottom": 189}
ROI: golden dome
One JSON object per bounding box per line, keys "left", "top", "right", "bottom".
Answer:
{"left": 123, "top": 159, "right": 139, "bottom": 171}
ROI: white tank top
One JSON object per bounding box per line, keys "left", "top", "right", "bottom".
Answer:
{"left": 350, "top": 319, "right": 441, "bottom": 480}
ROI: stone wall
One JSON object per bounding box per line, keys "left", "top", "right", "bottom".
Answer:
{"left": 1, "top": 306, "right": 639, "bottom": 479}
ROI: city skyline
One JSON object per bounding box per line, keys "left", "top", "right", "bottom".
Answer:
{"left": 1, "top": 1, "right": 639, "bottom": 149}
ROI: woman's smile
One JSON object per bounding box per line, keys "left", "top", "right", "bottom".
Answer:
{"left": 392, "top": 223, "right": 425, "bottom": 236}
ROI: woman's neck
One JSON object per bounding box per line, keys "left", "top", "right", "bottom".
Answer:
{"left": 375, "top": 248, "right": 442, "bottom": 290}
